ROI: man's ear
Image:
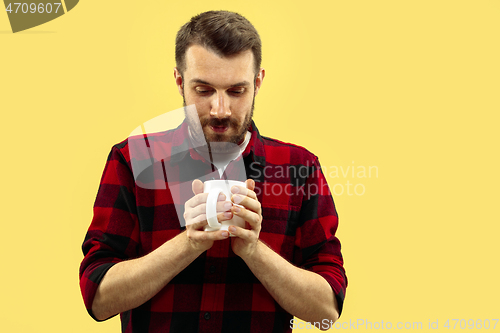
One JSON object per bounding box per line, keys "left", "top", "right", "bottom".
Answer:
{"left": 254, "top": 68, "right": 265, "bottom": 96}
{"left": 173, "top": 67, "right": 184, "bottom": 96}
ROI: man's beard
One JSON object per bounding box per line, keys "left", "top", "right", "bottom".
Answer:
{"left": 183, "top": 95, "right": 255, "bottom": 153}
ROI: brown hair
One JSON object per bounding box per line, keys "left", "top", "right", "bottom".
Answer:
{"left": 175, "top": 11, "right": 262, "bottom": 77}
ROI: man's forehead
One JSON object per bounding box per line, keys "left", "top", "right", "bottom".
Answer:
{"left": 189, "top": 78, "right": 252, "bottom": 87}
{"left": 183, "top": 45, "right": 255, "bottom": 84}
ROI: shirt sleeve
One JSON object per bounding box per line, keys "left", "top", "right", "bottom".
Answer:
{"left": 79, "top": 144, "right": 140, "bottom": 321}
{"left": 295, "top": 156, "right": 348, "bottom": 316}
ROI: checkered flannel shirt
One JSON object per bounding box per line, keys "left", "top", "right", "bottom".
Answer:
{"left": 80, "top": 120, "right": 347, "bottom": 333}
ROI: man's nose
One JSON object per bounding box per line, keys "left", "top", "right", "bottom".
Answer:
{"left": 210, "top": 91, "right": 231, "bottom": 118}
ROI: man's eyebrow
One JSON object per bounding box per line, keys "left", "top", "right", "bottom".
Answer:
{"left": 189, "top": 79, "right": 251, "bottom": 88}
{"left": 229, "top": 81, "right": 251, "bottom": 88}
{"left": 190, "top": 79, "right": 211, "bottom": 85}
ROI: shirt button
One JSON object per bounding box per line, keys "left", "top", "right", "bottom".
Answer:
{"left": 209, "top": 265, "right": 216, "bottom": 274}
{"left": 204, "top": 312, "right": 211, "bottom": 320}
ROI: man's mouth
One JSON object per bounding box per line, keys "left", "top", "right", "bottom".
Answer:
{"left": 209, "top": 125, "right": 229, "bottom": 133}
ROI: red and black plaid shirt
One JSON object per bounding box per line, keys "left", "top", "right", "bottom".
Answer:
{"left": 80, "top": 120, "right": 347, "bottom": 333}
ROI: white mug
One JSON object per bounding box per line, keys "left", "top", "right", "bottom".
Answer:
{"left": 203, "top": 180, "right": 247, "bottom": 234}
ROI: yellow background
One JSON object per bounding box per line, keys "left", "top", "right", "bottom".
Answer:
{"left": 1, "top": 1, "right": 499, "bottom": 332}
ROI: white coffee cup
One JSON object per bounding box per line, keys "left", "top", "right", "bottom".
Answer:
{"left": 203, "top": 180, "right": 247, "bottom": 234}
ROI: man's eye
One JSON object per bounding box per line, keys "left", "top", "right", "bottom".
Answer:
{"left": 229, "top": 89, "right": 245, "bottom": 95}
{"left": 196, "top": 89, "right": 213, "bottom": 94}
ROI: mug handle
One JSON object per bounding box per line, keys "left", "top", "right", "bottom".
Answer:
{"left": 206, "top": 188, "right": 224, "bottom": 229}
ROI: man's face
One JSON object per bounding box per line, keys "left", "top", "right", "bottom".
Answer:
{"left": 174, "top": 45, "right": 264, "bottom": 145}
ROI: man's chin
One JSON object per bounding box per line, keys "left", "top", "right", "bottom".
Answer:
{"left": 205, "top": 132, "right": 228, "bottom": 142}
{"left": 204, "top": 128, "right": 242, "bottom": 144}
{"left": 203, "top": 131, "right": 246, "bottom": 151}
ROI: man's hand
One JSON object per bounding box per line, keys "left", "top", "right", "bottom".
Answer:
{"left": 228, "top": 179, "right": 262, "bottom": 258}
{"left": 184, "top": 179, "right": 232, "bottom": 253}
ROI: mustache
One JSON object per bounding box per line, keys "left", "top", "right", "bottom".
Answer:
{"left": 202, "top": 117, "right": 239, "bottom": 128}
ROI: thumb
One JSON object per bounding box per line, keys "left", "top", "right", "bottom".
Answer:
{"left": 192, "top": 179, "right": 204, "bottom": 195}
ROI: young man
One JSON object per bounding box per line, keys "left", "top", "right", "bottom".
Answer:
{"left": 80, "top": 10, "right": 347, "bottom": 332}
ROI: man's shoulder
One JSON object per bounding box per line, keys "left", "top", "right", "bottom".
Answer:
{"left": 259, "top": 135, "right": 318, "bottom": 165}
{"left": 109, "top": 128, "right": 178, "bottom": 164}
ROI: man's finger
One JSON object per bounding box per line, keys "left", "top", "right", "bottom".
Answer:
{"left": 185, "top": 193, "right": 208, "bottom": 209}
{"left": 231, "top": 195, "right": 260, "bottom": 214}
{"left": 187, "top": 191, "right": 225, "bottom": 209}
{"left": 230, "top": 186, "right": 257, "bottom": 200}
{"left": 187, "top": 199, "right": 232, "bottom": 218}
{"left": 188, "top": 228, "right": 230, "bottom": 241}
{"left": 196, "top": 229, "right": 230, "bottom": 241}
{"left": 186, "top": 211, "right": 234, "bottom": 227}
{"left": 245, "top": 179, "right": 255, "bottom": 191}
{"left": 192, "top": 179, "right": 204, "bottom": 195}
{"left": 227, "top": 225, "right": 253, "bottom": 239}
{"left": 186, "top": 219, "right": 208, "bottom": 229}
{"left": 188, "top": 184, "right": 226, "bottom": 209}
{"left": 231, "top": 205, "right": 261, "bottom": 229}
